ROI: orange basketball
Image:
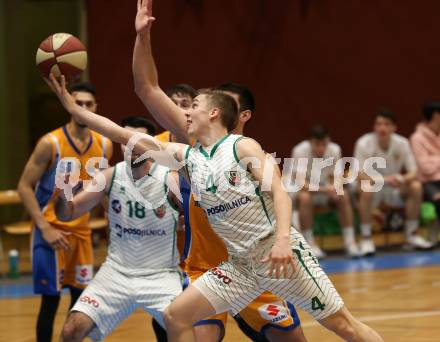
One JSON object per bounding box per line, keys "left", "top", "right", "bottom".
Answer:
{"left": 36, "top": 33, "right": 87, "bottom": 82}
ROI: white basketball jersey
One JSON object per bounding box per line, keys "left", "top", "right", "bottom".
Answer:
{"left": 185, "top": 134, "right": 275, "bottom": 258}
{"left": 291, "top": 140, "right": 343, "bottom": 186}
{"left": 354, "top": 133, "right": 417, "bottom": 176}
{"left": 107, "top": 162, "right": 179, "bottom": 276}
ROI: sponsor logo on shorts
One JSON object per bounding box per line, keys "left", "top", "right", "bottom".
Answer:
{"left": 80, "top": 295, "right": 99, "bottom": 308}
{"left": 209, "top": 267, "right": 232, "bottom": 285}
{"left": 266, "top": 304, "right": 280, "bottom": 316}
{"left": 205, "top": 196, "right": 251, "bottom": 217}
{"left": 258, "top": 302, "right": 289, "bottom": 324}
{"left": 112, "top": 199, "right": 121, "bottom": 214}
{"left": 115, "top": 223, "right": 166, "bottom": 238}
{"left": 75, "top": 265, "right": 93, "bottom": 285}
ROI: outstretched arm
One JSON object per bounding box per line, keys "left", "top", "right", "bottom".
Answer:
{"left": 236, "top": 138, "right": 295, "bottom": 279}
{"left": 55, "top": 167, "right": 113, "bottom": 221}
{"left": 133, "top": 0, "right": 189, "bottom": 143}
{"left": 44, "top": 74, "right": 188, "bottom": 169}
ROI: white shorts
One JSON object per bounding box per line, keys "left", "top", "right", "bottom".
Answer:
{"left": 372, "top": 185, "right": 404, "bottom": 208}
{"left": 71, "top": 262, "right": 182, "bottom": 341}
{"left": 192, "top": 228, "right": 344, "bottom": 321}
{"left": 291, "top": 190, "right": 331, "bottom": 207}
{"left": 310, "top": 192, "right": 330, "bottom": 206}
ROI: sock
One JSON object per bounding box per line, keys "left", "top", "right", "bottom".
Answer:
{"left": 405, "top": 220, "right": 419, "bottom": 239}
{"left": 360, "top": 223, "right": 372, "bottom": 238}
{"left": 342, "top": 226, "right": 355, "bottom": 245}
{"left": 152, "top": 318, "right": 168, "bottom": 342}
{"left": 69, "top": 286, "right": 83, "bottom": 309}
{"left": 302, "top": 229, "right": 315, "bottom": 244}
{"left": 36, "top": 295, "right": 61, "bottom": 342}
{"left": 233, "top": 314, "right": 266, "bottom": 342}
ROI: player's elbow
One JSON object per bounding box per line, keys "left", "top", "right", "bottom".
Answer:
{"left": 134, "top": 80, "right": 147, "bottom": 97}
{"left": 134, "top": 82, "right": 156, "bottom": 101}
{"left": 54, "top": 201, "right": 68, "bottom": 221}
{"left": 273, "top": 187, "right": 292, "bottom": 207}
{"left": 55, "top": 208, "right": 70, "bottom": 222}
{"left": 17, "top": 178, "right": 30, "bottom": 200}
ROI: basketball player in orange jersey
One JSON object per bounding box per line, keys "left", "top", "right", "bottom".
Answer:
{"left": 133, "top": 2, "right": 306, "bottom": 341}
{"left": 152, "top": 84, "right": 196, "bottom": 342}
{"left": 156, "top": 84, "right": 197, "bottom": 143}
{"left": 18, "top": 82, "right": 112, "bottom": 342}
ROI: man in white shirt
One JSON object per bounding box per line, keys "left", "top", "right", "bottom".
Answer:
{"left": 355, "top": 109, "right": 433, "bottom": 256}
{"left": 291, "top": 125, "right": 360, "bottom": 258}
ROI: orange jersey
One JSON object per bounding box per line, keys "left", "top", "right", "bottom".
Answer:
{"left": 155, "top": 130, "right": 173, "bottom": 143}
{"left": 156, "top": 130, "right": 227, "bottom": 270}
{"left": 184, "top": 196, "right": 228, "bottom": 271}
{"left": 36, "top": 126, "right": 111, "bottom": 239}
{"left": 156, "top": 130, "right": 196, "bottom": 144}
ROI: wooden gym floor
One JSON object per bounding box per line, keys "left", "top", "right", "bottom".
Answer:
{"left": 1, "top": 258, "right": 440, "bottom": 341}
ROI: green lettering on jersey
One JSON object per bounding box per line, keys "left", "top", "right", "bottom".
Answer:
{"left": 206, "top": 174, "right": 218, "bottom": 194}
{"left": 127, "top": 200, "right": 146, "bottom": 219}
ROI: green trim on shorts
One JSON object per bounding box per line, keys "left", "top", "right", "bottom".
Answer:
{"left": 292, "top": 248, "right": 324, "bottom": 295}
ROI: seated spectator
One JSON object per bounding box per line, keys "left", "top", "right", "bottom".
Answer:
{"left": 291, "top": 124, "right": 360, "bottom": 258}
{"left": 410, "top": 101, "right": 440, "bottom": 243}
{"left": 355, "top": 109, "right": 432, "bottom": 256}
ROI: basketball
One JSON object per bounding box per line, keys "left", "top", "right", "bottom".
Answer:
{"left": 35, "top": 33, "right": 87, "bottom": 81}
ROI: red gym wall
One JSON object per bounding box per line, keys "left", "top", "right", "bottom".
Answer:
{"left": 87, "top": 0, "right": 440, "bottom": 159}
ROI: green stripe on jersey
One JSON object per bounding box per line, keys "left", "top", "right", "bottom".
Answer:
{"left": 199, "top": 134, "right": 230, "bottom": 159}
{"left": 233, "top": 136, "right": 244, "bottom": 163}
{"left": 171, "top": 216, "right": 177, "bottom": 264}
{"left": 164, "top": 170, "right": 179, "bottom": 212}
{"left": 107, "top": 165, "right": 117, "bottom": 195}
{"left": 255, "top": 187, "right": 272, "bottom": 225}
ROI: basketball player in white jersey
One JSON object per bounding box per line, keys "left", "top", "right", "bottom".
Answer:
{"left": 355, "top": 109, "right": 433, "bottom": 256}
{"left": 54, "top": 116, "right": 183, "bottom": 341}
{"left": 45, "top": 70, "right": 383, "bottom": 342}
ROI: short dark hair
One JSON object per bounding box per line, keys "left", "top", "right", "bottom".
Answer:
{"left": 165, "top": 84, "right": 197, "bottom": 99}
{"left": 422, "top": 101, "right": 440, "bottom": 121}
{"left": 375, "top": 108, "right": 396, "bottom": 124}
{"left": 309, "top": 124, "right": 329, "bottom": 140}
{"left": 203, "top": 91, "right": 238, "bottom": 132}
{"left": 197, "top": 87, "right": 212, "bottom": 94}
{"left": 121, "top": 116, "right": 156, "bottom": 135}
{"left": 68, "top": 82, "right": 96, "bottom": 96}
{"left": 215, "top": 83, "right": 255, "bottom": 113}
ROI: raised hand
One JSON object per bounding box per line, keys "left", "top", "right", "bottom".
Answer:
{"left": 136, "top": 0, "right": 156, "bottom": 36}
{"left": 44, "top": 74, "right": 77, "bottom": 115}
